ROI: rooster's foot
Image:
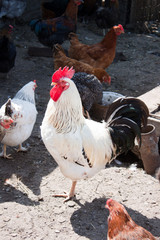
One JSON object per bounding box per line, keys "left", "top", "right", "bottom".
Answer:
{"left": 16, "top": 144, "right": 28, "bottom": 152}
{"left": 52, "top": 181, "right": 77, "bottom": 202}
{"left": 52, "top": 193, "right": 76, "bottom": 202}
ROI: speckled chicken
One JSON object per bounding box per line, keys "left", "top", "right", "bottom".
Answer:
{"left": 72, "top": 72, "right": 103, "bottom": 115}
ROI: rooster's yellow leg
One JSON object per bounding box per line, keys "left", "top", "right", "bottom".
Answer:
{"left": 53, "top": 181, "right": 77, "bottom": 202}
{"left": 0, "top": 144, "right": 12, "bottom": 159}
{"left": 16, "top": 144, "right": 28, "bottom": 152}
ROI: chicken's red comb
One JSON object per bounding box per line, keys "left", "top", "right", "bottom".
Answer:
{"left": 107, "top": 199, "right": 113, "bottom": 205}
{"left": 118, "top": 24, "right": 124, "bottom": 31}
{"left": 52, "top": 66, "right": 75, "bottom": 83}
{"left": 8, "top": 25, "right": 13, "bottom": 34}
{"left": 105, "top": 199, "right": 113, "bottom": 209}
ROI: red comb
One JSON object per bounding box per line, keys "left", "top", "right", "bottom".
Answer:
{"left": 52, "top": 66, "right": 75, "bottom": 83}
{"left": 34, "top": 80, "right": 36, "bottom": 83}
{"left": 118, "top": 24, "right": 124, "bottom": 31}
{"left": 108, "top": 76, "right": 111, "bottom": 85}
{"left": 107, "top": 199, "right": 113, "bottom": 205}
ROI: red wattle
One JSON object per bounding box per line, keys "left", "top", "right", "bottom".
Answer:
{"left": 50, "top": 85, "right": 63, "bottom": 102}
{"left": 4, "top": 124, "right": 11, "bottom": 129}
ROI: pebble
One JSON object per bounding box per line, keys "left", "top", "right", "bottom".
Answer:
{"left": 3, "top": 217, "right": 10, "bottom": 222}
{"left": 67, "top": 201, "right": 75, "bottom": 207}
{"left": 11, "top": 233, "right": 17, "bottom": 237}
{"left": 58, "top": 217, "right": 66, "bottom": 223}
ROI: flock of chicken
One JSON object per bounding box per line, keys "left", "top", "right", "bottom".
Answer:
{"left": 0, "top": 0, "right": 159, "bottom": 239}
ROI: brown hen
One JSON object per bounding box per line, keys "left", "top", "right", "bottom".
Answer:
{"left": 106, "top": 199, "right": 156, "bottom": 240}
{"left": 53, "top": 43, "right": 111, "bottom": 84}
{"left": 68, "top": 24, "right": 124, "bottom": 69}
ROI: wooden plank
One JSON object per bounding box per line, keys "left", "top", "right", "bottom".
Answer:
{"left": 138, "top": 86, "right": 160, "bottom": 113}
{"left": 138, "top": 86, "right": 160, "bottom": 137}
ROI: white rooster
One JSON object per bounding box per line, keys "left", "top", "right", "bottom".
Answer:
{"left": 41, "top": 67, "right": 149, "bottom": 202}
{"left": 0, "top": 80, "right": 37, "bottom": 158}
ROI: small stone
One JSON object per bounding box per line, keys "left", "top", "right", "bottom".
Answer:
{"left": 11, "top": 233, "right": 17, "bottom": 237}
{"left": 67, "top": 201, "right": 75, "bottom": 207}
{"left": 3, "top": 217, "right": 10, "bottom": 222}
{"left": 58, "top": 217, "right": 66, "bottom": 223}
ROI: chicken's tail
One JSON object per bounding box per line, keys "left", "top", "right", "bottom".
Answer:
{"left": 106, "top": 97, "right": 149, "bottom": 156}
{"left": 53, "top": 43, "right": 65, "bottom": 55}
{"left": 30, "top": 19, "right": 40, "bottom": 31}
{"left": 68, "top": 32, "right": 79, "bottom": 43}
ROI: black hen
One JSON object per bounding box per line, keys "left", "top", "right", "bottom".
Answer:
{"left": 0, "top": 25, "right": 16, "bottom": 75}
{"left": 41, "top": 0, "right": 69, "bottom": 19}
{"left": 95, "top": 0, "right": 119, "bottom": 30}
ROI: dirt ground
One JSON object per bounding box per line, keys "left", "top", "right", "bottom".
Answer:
{"left": 0, "top": 20, "right": 160, "bottom": 240}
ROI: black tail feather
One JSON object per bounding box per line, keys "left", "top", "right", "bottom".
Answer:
{"left": 108, "top": 117, "right": 141, "bottom": 156}
{"left": 106, "top": 97, "right": 149, "bottom": 157}
{"left": 105, "top": 97, "right": 149, "bottom": 129}
{"left": 4, "top": 98, "right": 12, "bottom": 117}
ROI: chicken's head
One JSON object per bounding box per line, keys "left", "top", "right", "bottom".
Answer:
{"left": 0, "top": 116, "right": 13, "bottom": 129}
{"left": 105, "top": 198, "right": 115, "bottom": 211}
{"left": 105, "top": 198, "right": 129, "bottom": 222}
{"left": 94, "top": 68, "right": 111, "bottom": 84}
{"left": 50, "top": 67, "right": 75, "bottom": 102}
{"left": 113, "top": 24, "right": 124, "bottom": 35}
{"left": 74, "top": 0, "right": 84, "bottom": 6}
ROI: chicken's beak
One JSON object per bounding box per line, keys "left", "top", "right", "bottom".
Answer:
{"left": 51, "top": 82, "right": 57, "bottom": 86}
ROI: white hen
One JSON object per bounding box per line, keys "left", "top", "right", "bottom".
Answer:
{"left": 0, "top": 80, "right": 37, "bottom": 158}
{"left": 41, "top": 67, "right": 149, "bottom": 202}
